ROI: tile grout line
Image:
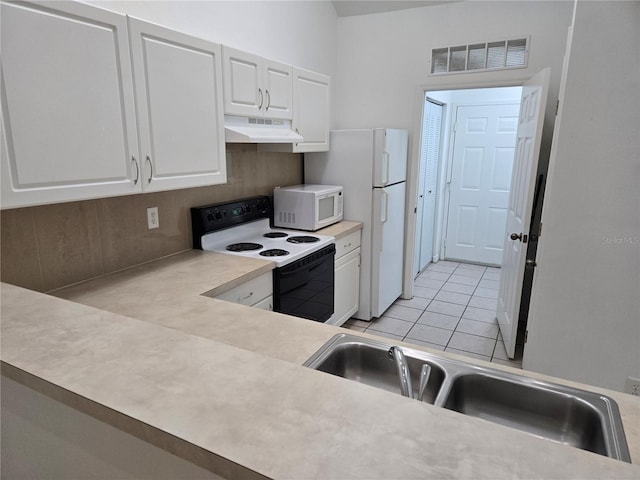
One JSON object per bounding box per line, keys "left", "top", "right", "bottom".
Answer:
{"left": 354, "top": 261, "right": 513, "bottom": 364}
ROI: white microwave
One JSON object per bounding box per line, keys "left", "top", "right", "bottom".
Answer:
{"left": 273, "top": 184, "right": 343, "bottom": 231}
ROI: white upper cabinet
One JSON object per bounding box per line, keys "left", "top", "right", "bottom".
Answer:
{"left": 1, "top": 2, "right": 228, "bottom": 209}
{"left": 222, "top": 47, "right": 293, "bottom": 120}
{"left": 128, "top": 18, "right": 226, "bottom": 192}
{"left": 1, "top": 1, "right": 140, "bottom": 208}
{"left": 292, "top": 68, "right": 331, "bottom": 152}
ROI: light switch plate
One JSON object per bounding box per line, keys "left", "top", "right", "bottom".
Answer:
{"left": 147, "top": 207, "right": 159, "bottom": 229}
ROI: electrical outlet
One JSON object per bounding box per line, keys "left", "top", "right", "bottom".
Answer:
{"left": 147, "top": 207, "right": 159, "bottom": 230}
{"left": 625, "top": 376, "right": 640, "bottom": 396}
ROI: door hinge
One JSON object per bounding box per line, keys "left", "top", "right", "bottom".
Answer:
{"left": 524, "top": 330, "right": 529, "bottom": 343}
{"left": 539, "top": 222, "right": 543, "bottom": 237}
{"left": 555, "top": 99, "right": 560, "bottom": 116}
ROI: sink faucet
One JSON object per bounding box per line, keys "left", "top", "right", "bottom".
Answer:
{"left": 389, "top": 346, "right": 413, "bottom": 398}
{"left": 417, "top": 363, "right": 432, "bottom": 402}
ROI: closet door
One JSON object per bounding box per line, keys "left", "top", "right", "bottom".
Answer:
{"left": 1, "top": 1, "right": 140, "bottom": 208}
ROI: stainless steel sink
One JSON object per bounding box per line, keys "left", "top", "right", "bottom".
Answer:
{"left": 304, "top": 334, "right": 631, "bottom": 463}
{"left": 306, "top": 338, "right": 446, "bottom": 404}
{"left": 442, "top": 371, "right": 626, "bottom": 459}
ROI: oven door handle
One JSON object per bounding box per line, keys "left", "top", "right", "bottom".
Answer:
{"left": 279, "top": 254, "right": 330, "bottom": 277}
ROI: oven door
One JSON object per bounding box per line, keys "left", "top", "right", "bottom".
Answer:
{"left": 273, "top": 244, "right": 335, "bottom": 322}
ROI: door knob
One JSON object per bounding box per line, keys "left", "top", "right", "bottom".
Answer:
{"left": 510, "top": 233, "right": 522, "bottom": 241}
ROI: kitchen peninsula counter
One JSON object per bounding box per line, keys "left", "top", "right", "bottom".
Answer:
{"left": 2, "top": 227, "right": 639, "bottom": 479}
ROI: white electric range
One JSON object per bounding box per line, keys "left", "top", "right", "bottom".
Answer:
{"left": 191, "top": 196, "right": 336, "bottom": 322}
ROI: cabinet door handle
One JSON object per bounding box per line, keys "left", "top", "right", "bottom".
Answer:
{"left": 132, "top": 155, "right": 139, "bottom": 185}
{"left": 146, "top": 155, "right": 153, "bottom": 184}
{"left": 238, "top": 291, "right": 253, "bottom": 302}
{"left": 265, "top": 89, "right": 271, "bottom": 111}
{"left": 258, "top": 88, "right": 264, "bottom": 110}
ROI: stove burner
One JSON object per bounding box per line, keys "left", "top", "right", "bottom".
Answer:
{"left": 263, "top": 232, "right": 288, "bottom": 238}
{"left": 287, "top": 236, "right": 320, "bottom": 244}
{"left": 259, "top": 248, "right": 290, "bottom": 257}
{"left": 226, "top": 242, "right": 263, "bottom": 252}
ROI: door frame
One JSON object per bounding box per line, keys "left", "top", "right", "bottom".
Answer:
{"left": 414, "top": 95, "right": 445, "bottom": 277}
{"left": 404, "top": 77, "right": 529, "bottom": 301}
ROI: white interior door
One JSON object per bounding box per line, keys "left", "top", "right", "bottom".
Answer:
{"left": 444, "top": 103, "right": 520, "bottom": 265}
{"left": 497, "top": 68, "right": 550, "bottom": 358}
{"left": 415, "top": 99, "right": 443, "bottom": 276}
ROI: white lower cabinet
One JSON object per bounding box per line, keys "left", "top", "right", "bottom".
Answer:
{"left": 208, "top": 273, "right": 273, "bottom": 310}
{"left": 327, "top": 230, "right": 361, "bottom": 326}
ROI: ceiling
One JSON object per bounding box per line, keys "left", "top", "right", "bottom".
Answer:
{"left": 331, "top": 1, "right": 458, "bottom": 18}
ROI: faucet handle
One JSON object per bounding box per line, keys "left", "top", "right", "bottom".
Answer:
{"left": 417, "top": 364, "right": 432, "bottom": 402}
{"left": 388, "top": 346, "right": 414, "bottom": 399}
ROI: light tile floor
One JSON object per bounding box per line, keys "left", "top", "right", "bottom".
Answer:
{"left": 341, "top": 260, "right": 523, "bottom": 369}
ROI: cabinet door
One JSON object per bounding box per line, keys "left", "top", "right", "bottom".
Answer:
{"left": 327, "top": 248, "right": 360, "bottom": 326}
{"left": 262, "top": 59, "right": 293, "bottom": 120}
{"left": 1, "top": 1, "right": 140, "bottom": 208}
{"left": 222, "top": 47, "right": 263, "bottom": 117}
{"left": 292, "top": 68, "right": 331, "bottom": 153}
{"left": 129, "top": 18, "right": 226, "bottom": 192}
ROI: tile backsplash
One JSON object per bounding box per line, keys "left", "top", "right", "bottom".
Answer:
{"left": 0, "top": 145, "right": 302, "bottom": 292}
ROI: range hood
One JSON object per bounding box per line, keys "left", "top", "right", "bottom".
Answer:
{"left": 224, "top": 115, "right": 303, "bottom": 143}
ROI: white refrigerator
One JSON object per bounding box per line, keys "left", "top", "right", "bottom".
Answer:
{"left": 305, "top": 128, "right": 409, "bottom": 320}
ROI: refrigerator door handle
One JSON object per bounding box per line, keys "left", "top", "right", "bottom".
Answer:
{"left": 382, "top": 150, "right": 390, "bottom": 185}
{"left": 380, "top": 188, "right": 389, "bottom": 224}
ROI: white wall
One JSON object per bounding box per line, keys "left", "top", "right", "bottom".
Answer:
{"left": 524, "top": 1, "right": 640, "bottom": 392}
{"left": 85, "top": 0, "right": 338, "bottom": 77}
{"left": 333, "top": 1, "right": 573, "bottom": 131}
{"left": 450, "top": 87, "right": 522, "bottom": 105}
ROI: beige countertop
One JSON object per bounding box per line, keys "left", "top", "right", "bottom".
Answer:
{"left": 2, "top": 220, "right": 639, "bottom": 479}
{"left": 315, "top": 220, "right": 362, "bottom": 238}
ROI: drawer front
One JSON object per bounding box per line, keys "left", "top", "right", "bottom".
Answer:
{"left": 334, "top": 230, "right": 361, "bottom": 259}
{"left": 215, "top": 273, "right": 272, "bottom": 306}
{"left": 252, "top": 295, "right": 273, "bottom": 311}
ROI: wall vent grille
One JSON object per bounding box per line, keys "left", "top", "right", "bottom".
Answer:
{"left": 431, "top": 37, "right": 528, "bottom": 75}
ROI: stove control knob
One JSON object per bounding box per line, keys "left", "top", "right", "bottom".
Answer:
{"left": 215, "top": 211, "right": 223, "bottom": 220}
{"left": 206, "top": 212, "right": 214, "bottom": 222}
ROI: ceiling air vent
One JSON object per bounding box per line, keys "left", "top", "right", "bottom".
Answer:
{"left": 430, "top": 37, "right": 528, "bottom": 75}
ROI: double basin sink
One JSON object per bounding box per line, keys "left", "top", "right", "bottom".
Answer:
{"left": 303, "top": 333, "right": 631, "bottom": 463}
